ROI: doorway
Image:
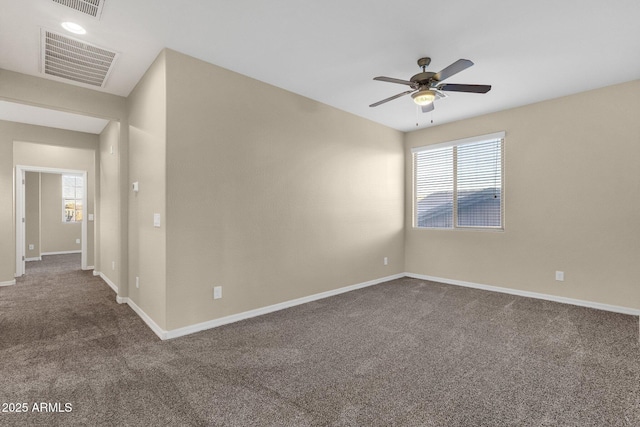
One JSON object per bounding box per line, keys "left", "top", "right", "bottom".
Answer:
{"left": 15, "top": 165, "right": 88, "bottom": 277}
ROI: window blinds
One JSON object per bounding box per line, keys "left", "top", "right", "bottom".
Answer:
{"left": 414, "top": 147, "right": 454, "bottom": 228}
{"left": 413, "top": 132, "right": 504, "bottom": 229}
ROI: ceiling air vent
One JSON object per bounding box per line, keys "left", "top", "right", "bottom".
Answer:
{"left": 52, "top": 0, "right": 105, "bottom": 19}
{"left": 41, "top": 30, "right": 118, "bottom": 88}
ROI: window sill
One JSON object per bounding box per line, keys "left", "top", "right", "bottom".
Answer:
{"left": 412, "top": 226, "right": 504, "bottom": 233}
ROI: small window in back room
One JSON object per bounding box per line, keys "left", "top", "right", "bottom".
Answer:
{"left": 62, "top": 174, "right": 83, "bottom": 223}
{"left": 412, "top": 132, "right": 504, "bottom": 230}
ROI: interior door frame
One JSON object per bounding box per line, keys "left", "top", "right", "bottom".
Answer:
{"left": 15, "top": 165, "right": 88, "bottom": 276}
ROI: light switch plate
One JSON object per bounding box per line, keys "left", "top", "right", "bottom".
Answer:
{"left": 88, "top": 213, "right": 94, "bottom": 221}
{"left": 153, "top": 213, "right": 161, "bottom": 228}
{"left": 213, "top": 286, "right": 222, "bottom": 299}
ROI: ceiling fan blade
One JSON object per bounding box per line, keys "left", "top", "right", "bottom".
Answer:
{"left": 373, "top": 76, "right": 414, "bottom": 86}
{"left": 421, "top": 102, "right": 434, "bottom": 113}
{"left": 433, "top": 59, "right": 474, "bottom": 82}
{"left": 438, "top": 84, "right": 492, "bottom": 93}
{"left": 369, "top": 90, "right": 414, "bottom": 107}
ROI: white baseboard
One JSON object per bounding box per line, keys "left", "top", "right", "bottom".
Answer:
{"left": 84, "top": 265, "right": 94, "bottom": 270}
{"left": 405, "top": 273, "right": 640, "bottom": 316}
{"left": 41, "top": 250, "right": 81, "bottom": 256}
{"left": 98, "top": 279, "right": 156, "bottom": 335}
{"left": 0, "top": 279, "right": 16, "bottom": 287}
{"left": 124, "top": 297, "right": 167, "bottom": 340}
{"left": 108, "top": 271, "right": 640, "bottom": 341}
{"left": 120, "top": 273, "right": 404, "bottom": 340}
{"left": 164, "top": 273, "right": 406, "bottom": 340}
{"left": 93, "top": 270, "right": 100, "bottom": 276}
{"left": 97, "top": 272, "right": 118, "bottom": 294}
{"left": 25, "top": 257, "right": 42, "bottom": 262}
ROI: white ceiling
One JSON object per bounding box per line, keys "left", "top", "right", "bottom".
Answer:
{"left": 1, "top": 0, "right": 639, "bottom": 132}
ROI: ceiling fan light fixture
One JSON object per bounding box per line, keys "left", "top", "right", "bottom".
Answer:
{"left": 412, "top": 89, "right": 436, "bottom": 106}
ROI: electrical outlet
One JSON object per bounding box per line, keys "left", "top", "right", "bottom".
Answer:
{"left": 136, "top": 276, "right": 140, "bottom": 289}
{"left": 383, "top": 257, "right": 388, "bottom": 266}
{"left": 29, "top": 244, "right": 34, "bottom": 250}
{"left": 555, "top": 271, "right": 564, "bottom": 281}
{"left": 76, "top": 238, "right": 81, "bottom": 244}
{"left": 213, "top": 286, "right": 222, "bottom": 300}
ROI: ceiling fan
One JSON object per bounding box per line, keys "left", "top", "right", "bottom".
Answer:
{"left": 369, "top": 57, "right": 491, "bottom": 113}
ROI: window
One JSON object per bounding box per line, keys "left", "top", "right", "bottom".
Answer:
{"left": 413, "top": 132, "right": 504, "bottom": 229}
{"left": 62, "top": 174, "right": 83, "bottom": 223}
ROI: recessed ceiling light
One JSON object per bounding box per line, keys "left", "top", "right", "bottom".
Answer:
{"left": 61, "top": 22, "right": 86, "bottom": 35}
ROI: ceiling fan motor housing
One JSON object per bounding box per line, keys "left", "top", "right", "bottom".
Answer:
{"left": 410, "top": 72, "right": 436, "bottom": 86}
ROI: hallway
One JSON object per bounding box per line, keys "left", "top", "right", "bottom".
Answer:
{"left": 23, "top": 253, "right": 81, "bottom": 275}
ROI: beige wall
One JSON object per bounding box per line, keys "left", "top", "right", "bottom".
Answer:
{"left": 24, "top": 172, "right": 40, "bottom": 259}
{"left": 404, "top": 80, "right": 640, "bottom": 310}
{"left": 98, "top": 121, "right": 121, "bottom": 287}
{"left": 0, "top": 69, "right": 126, "bottom": 122}
{"left": 0, "top": 122, "right": 14, "bottom": 283}
{"left": 127, "top": 52, "right": 167, "bottom": 328}
{"left": 163, "top": 49, "right": 405, "bottom": 330}
{"left": 40, "top": 173, "right": 82, "bottom": 253}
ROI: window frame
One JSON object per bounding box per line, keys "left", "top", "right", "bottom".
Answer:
{"left": 62, "top": 174, "right": 84, "bottom": 224}
{"left": 412, "top": 131, "right": 505, "bottom": 231}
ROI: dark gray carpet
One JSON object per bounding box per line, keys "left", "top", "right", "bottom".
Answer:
{"left": 1, "top": 255, "right": 639, "bottom": 426}
{"left": 23, "top": 253, "right": 81, "bottom": 275}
